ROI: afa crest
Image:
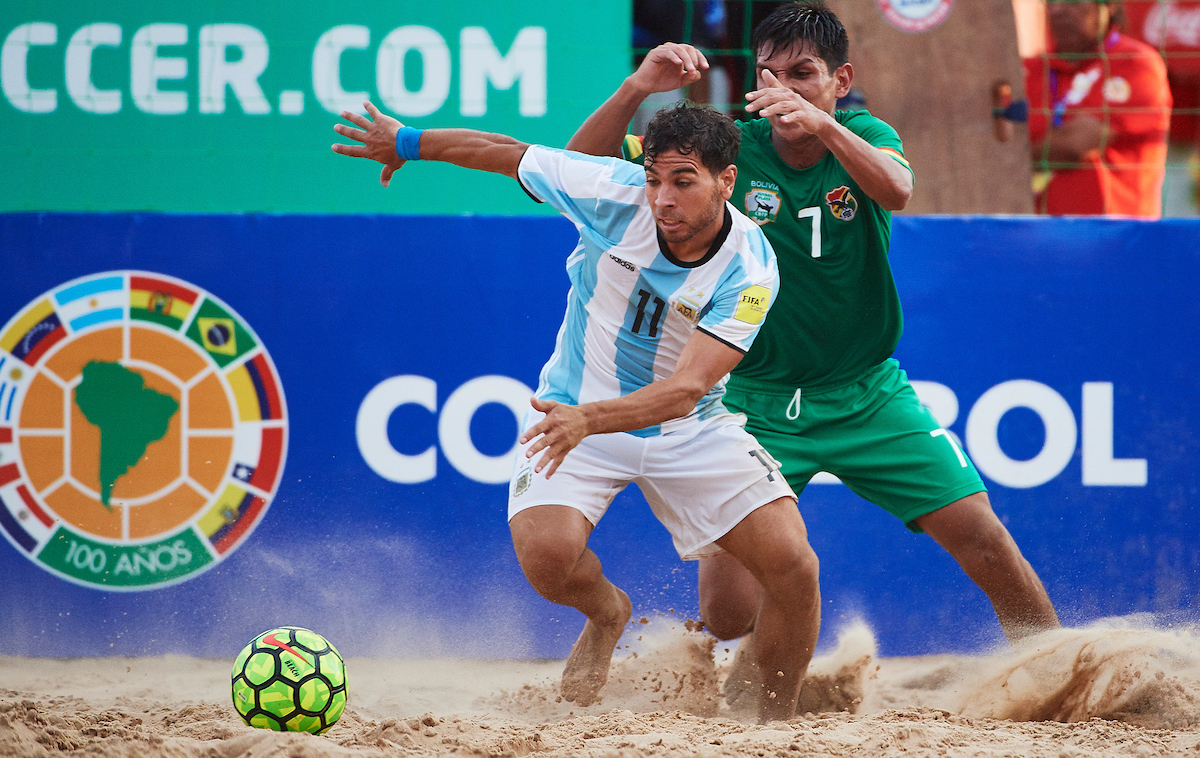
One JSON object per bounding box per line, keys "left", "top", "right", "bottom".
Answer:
{"left": 825, "top": 186, "right": 858, "bottom": 221}
{"left": 513, "top": 468, "right": 532, "bottom": 497}
{"left": 744, "top": 188, "right": 781, "bottom": 226}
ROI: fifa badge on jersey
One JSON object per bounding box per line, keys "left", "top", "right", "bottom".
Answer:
{"left": 734, "top": 285, "right": 771, "bottom": 324}
{"left": 825, "top": 186, "right": 858, "bottom": 221}
{"left": 744, "top": 187, "right": 781, "bottom": 226}
{"left": 513, "top": 468, "right": 532, "bottom": 497}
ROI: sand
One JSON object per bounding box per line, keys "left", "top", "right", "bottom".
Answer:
{"left": 4, "top": 615, "right": 1200, "bottom": 757}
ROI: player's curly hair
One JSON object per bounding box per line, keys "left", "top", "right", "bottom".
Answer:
{"left": 642, "top": 101, "right": 740, "bottom": 176}
{"left": 752, "top": 1, "right": 849, "bottom": 74}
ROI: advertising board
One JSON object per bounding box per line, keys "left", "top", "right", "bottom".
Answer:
{"left": 0, "top": 213, "right": 1196, "bottom": 657}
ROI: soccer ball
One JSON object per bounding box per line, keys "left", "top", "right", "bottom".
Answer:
{"left": 231, "top": 626, "right": 347, "bottom": 734}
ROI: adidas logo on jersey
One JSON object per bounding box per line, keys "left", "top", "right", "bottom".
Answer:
{"left": 609, "top": 254, "right": 636, "bottom": 272}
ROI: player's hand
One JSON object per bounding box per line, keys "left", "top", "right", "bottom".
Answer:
{"left": 519, "top": 397, "right": 591, "bottom": 478}
{"left": 745, "top": 70, "right": 832, "bottom": 142}
{"left": 332, "top": 101, "right": 406, "bottom": 187}
{"left": 628, "top": 43, "right": 709, "bottom": 95}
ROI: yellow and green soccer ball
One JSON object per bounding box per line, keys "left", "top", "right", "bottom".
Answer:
{"left": 231, "top": 626, "right": 347, "bottom": 734}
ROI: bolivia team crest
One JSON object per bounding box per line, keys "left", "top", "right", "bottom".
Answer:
{"left": 825, "top": 186, "right": 859, "bottom": 221}
{"left": 0, "top": 272, "right": 287, "bottom": 590}
{"left": 744, "top": 187, "right": 781, "bottom": 226}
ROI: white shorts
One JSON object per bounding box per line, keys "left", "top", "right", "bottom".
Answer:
{"left": 507, "top": 411, "right": 797, "bottom": 560}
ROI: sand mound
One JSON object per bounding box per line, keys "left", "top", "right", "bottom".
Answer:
{"left": 481, "top": 615, "right": 721, "bottom": 719}
{"left": 955, "top": 617, "right": 1200, "bottom": 728}
{"left": 798, "top": 619, "right": 880, "bottom": 715}
{"left": 485, "top": 616, "right": 881, "bottom": 723}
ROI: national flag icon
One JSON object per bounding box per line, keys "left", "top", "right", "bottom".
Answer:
{"left": 249, "top": 427, "right": 284, "bottom": 492}
{"left": 53, "top": 275, "right": 125, "bottom": 332}
{"left": 130, "top": 276, "right": 198, "bottom": 330}
{"left": 0, "top": 357, "right": 34, "bottom": 424}
{"left": 185, "top": 298, "right": 255, "bottom": 367}
{"left": 0, "top": 483, "right": 55, "bottom": 553}
{"left": 199, "top": 483, "right": 266, "bottom": 554}
{"left": 198, "top": 318, "right": 238, "bottom": 355}
{"left": 230, "top": 424, "right": 285, "bottom": 493}
{"left": 0, "top": 300, "right": 66, "bottom": 366}
{"left": 227, "top": 354, "right": 284, "bottom": 421}
{"left": 232, "top": 463, "right": 256, "bottom": 483}
{"left": 0, "top": 492, "right": 36, "bottom": 553}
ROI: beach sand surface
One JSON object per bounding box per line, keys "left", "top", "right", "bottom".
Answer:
{"left": 4, "top": 617, "right": 1200, "bottom": 757}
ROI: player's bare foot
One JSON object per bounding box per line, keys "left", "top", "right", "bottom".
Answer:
{"left": 561, "top": 586, "right": 632, "bottom": 706}
{"left": 722, "top": 632, "right": 761, "bottom": 716}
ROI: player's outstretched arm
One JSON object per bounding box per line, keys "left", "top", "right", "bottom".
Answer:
{"left": 332, "top": 101, "right": 529, "bottom": 184}
{"left": 566, "top": 43, "right": 709, "bottom": 157}
{"left": 520, "top": 330, "right": 743, "bottom": 477}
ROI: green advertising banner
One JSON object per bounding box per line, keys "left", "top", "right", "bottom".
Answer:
{"left": 0, "top": 2, "right": 630, "bottom": 214}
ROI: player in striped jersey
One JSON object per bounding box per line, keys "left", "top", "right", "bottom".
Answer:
{"left": 568, "top": 1, "right": 1060, "bottom": 702}
{"left": 334, "top": 101, "right": 820, "bottom": 722}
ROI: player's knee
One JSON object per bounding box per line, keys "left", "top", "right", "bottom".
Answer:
{"left": 699, "top": 592, "right": 757, "bottom": 641}
{"left": 512, "top": 534, "right": 584, "bottom": 597}
{"left": 759, "top": 541, "right": 820, "bottom": 601}
{"left": 785, "top": 542, "right": 821, "bottom": 591}
{"left": 958, "top": 519, "right": 1023, "bottom": 574}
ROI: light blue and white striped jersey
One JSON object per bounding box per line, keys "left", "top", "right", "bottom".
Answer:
{"left": 518, "top": 145, "right": 780, "bottom": 436}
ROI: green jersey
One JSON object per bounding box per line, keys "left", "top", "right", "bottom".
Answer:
{"left": 730, "top": 112, "right": 913, "bottom": 390}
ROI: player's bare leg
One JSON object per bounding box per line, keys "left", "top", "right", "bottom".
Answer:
{"left": 913, "top": 491, "right": 1060, "bottom": 641}
{"left": 711, "top": 497, "right": 820, "bottom": 722}
{"left": 509, "top": 504, "right": 632, "bottom": 705}
{"left": 560, "top": 583, "right": 632, "bottom": 705}
{"left": 721, "top": 629, "right": 761, "bottom": 713}
{"left": 699, "top": 551, "right": 763, "bottom": 709}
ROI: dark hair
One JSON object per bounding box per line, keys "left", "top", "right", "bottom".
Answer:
{"left": 752, "top": 2, "right": 849, "bottom": 74}
{"left": 643, "top": 101, "right": 740, "bottom": 175}
{"left": 1101, "top": 0, "right": 1126, "bottom": 31}
{"left": 1047, "top": 0, "right": 1126, "bottom": 30}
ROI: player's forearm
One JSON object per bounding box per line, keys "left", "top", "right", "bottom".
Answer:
{"left": 817, "top": 119, "right": 913, "bottom": 211}
{"left": 578, "top": 375, "right": 710, "bottom": 436}
{"left": 565, "top": 80, "right": 648, "bottom": 156}
{"left": 416, "top": 129, "right": 530, "bottom": 178}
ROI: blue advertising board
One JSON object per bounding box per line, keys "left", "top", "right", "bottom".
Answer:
{"left": 0, "top": 213, "right": 1197, "bottom": 658}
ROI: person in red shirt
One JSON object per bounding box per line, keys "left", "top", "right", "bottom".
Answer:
{"left": 1024, "top": 0, "right": 1172, "bottom": 217}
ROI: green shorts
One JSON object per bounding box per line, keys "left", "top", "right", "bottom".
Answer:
{"left": 723, "top": 359, "right": 986, "bottom": 530}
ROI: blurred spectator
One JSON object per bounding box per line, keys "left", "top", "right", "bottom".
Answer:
{"left": 1023, "top": 0, "right": 1172, "bottom": 218}
{"left": 634, "top": 0, "right": 728, "bottom": 105}
{"left": 634, "top": 0, "right": 727, "bottom": 49}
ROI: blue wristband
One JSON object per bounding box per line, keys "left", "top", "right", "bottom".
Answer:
{"left": 395, "top": 126, "right": 424, "bottom": 161}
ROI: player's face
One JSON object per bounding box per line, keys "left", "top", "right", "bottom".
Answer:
{"left": 755, "top": 42, "right": 849, "bottom": 115}
{"left": 1047, "top": 1, "right": 1108, "bottom": 53}
{"left": 644, "top": 150, "right": 736, "bottom": 252}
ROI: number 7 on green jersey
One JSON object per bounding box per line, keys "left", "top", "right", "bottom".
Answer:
{"left": 797, "top": 206, "right": 822, "bottom": 258}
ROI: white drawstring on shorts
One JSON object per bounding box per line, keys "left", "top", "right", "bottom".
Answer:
{"left": 785, "top": 387, "right": 802, "bottom": 420}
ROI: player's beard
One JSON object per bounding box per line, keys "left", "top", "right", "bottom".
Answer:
{"left": 657, "top": 188, "right": 724, "bottom": 246}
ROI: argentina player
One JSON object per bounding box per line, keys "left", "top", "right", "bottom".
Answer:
{"left": 334, "top": 101, "right": 820, "bottom": 723}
